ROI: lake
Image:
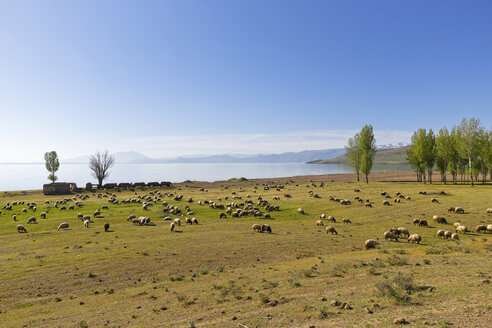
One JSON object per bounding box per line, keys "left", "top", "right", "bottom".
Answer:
{"left": 0, "top": 163, "right": 357, "bottom": 191}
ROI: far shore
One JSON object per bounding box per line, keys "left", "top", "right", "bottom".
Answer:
{"left": 1, "top": 171, "right": 463, "bottom": 195}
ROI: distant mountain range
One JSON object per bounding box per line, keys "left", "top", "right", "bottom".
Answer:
{"left": 61, "top": 143, "right": 408, "bottom": 164}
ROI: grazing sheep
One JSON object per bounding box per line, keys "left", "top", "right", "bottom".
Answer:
{"left": 297, "top": 208, "right": 305, "bottom": 214}
{"left": 413, "top": 219, "right": 420, "bottom": 226}
{"left": 192, "top": 217, "right": 198, "bottom": 225}
{"left": 164, "top": 216, "right": 172, "bottom": 221}
{"left": 127, "top": 214, "right": 136, "bottom": 221}
{"left": 397, "top": 227, "right": 410, "bottom": 237}
{"left": 383, "top": 200, "right": 390, "bottom": 206}
{"left": 451, "top": 233, "right": 459, "bottom": 240}
{"left": 102, "top": 205, "right": 109, "bottom": 210}
{"left": 433, "top": 216, "right": 447, "bottom": 224}
{"left": 325, "top": 226, "right": 337, "bottom": 235}
{"left": 444, "top": 230, "right": 453, "bottom": 239}
{"left": 448, "top": 207, "right": 456, "bottom": 213}
{"left": 59, "top": 206, "right": 66, "bottom": 210}
{"left": 419, "top": 220, "right": 428, "bottom": 227}
{"left": 487, "top": 224, "right": 492, "bottom": 233}
{"left": 431, "top": 198, "right": 439, "bottom": 203}
{"left": 384, "top": 231, "right": 398, "bottom": 242}
{"left": 17, "top": 224, "right": 27, "bottom": 233}
{"left": 328, "top": 216, "right": 336, "bottom": 223}
{"left": 40, "top": 212, "right": 46, "bottom": 219}
{"left": 252, "top": 224, "right": 262, "bottom": 232}
{"left": 316, "top": 220, "right": 324, "bottom": 226}
{"left": 83, "top": 215, "right": 90, "bottom": 222}
{"left": 22, "top": 208, "right": 27, "bottom": 213}
{"left": 487, "top": 208, "right": 492, "bottom": 215}
{"left": 394, "top": 198, "right": 400, "bottom": 203}
{"left": 436, "top": 229, "right": 445, "bottom": 239}
{"left": 453, "top": 222, "right": 461, "bottom": 229}
{"left": 364, "top": 239, "right": 379, "bottom": 250}
{"left": 261, "top": 224, "right": 272, "bottom": 233}
{"left": 184, "top": 217, "right": 191, "bottom": 225}
{"left": 406, "top": 196, "right": 411, "bottom": 200}
{"left": 456, "top": 225, "right": 468, "bottom": 233}
{"left": 94, "top": 210, "right": 100, "bottom": 217}
{"left": 219, "top": 212, "right": 227, "bottom": 219}
{"left": 365, "top": 203, "right": 372, "bottom": 207}
{"left": 408, "top": 234, "right": 421, "bottom": 244}
{"left": 170, "top": 222, "right": 175, "bottom": 231}
{"left": 320, "top": 214, "right": 326, "bottom": 219}
{"left": 13, "top": 215, "right": 17, "bottom": 221}
{"left": 342, "top": 218, "right": 352, "bottom": 224}
{"left": 132, "top": 218, "right": 141, "bottom": 225}
{"left": 77, "top": 213, "right": 83, "bottom": 220}
{"left": 104, "top": 223, "right": 110, "bottom": 231}
{"left": 340, "top": 199, "right": 351, "bottom": 205}
{"left": 454, "top": 207, "right": 464, "bottom": 214}
{"left": 84, "top": 219, "right": 90, "bottom": 228}
{"left": 174, "top": 218, "right": 181, "bottom": 226}
{"left": 264, "top": 213, "right": 271, "bottom": 219}
{"left": 57, "top": 222, "right": 69, "bottom": 230}
{"left": 27, "top": 217, "right": 36, "bottom": 224}
{"left": 475, "top": 225, "right": 487, "bottom": 233}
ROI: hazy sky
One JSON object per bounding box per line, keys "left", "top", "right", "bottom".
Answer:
{"left": 1, "top": 0, "right": 491, "bottom": 162}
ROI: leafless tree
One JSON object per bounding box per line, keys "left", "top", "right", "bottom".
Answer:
{"left": 89, "top": 150, "right": 115, "bottom": 187}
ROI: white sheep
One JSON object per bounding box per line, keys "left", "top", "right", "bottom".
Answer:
{"left": 407, "top": 234, "right": 421, "bottom": 244}
{"left": 174, "top": 218, "right": 181, "bottom": 226}
{"left": 316, "top": 220, "right": 324, "bottom": 226}
{"left": 84, "top": 219, "right": 90, "bottom": 228}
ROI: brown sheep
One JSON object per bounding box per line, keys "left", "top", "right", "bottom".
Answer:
{"left": 444, "top": 230, "right": 453, "bottom": 239}
{"left": 431, "top": 198, "right": 439, "bottom": 203}
{"left": 475, "top": 225, "right": 487, "bottom": 233}
{"left": 436, "top": 229, "right": 445, "bottom": 239}
{"left": 413, "top": 218, "right": 420, "bottom": 226}
{"left": 408, "top": 234, "right": 421, "bottom": 244}
{"left": 447, "top": 207, "right": 456, "bottom": 213}
{"left": 325, "top": 226, "right": 337, "bottom": 235}
{"left": 261, "top": 224, "right": 272, "bottom": 233}
{"left": 454, "top": 207, "right": 464, "bottom": 214}
{"left": 419, "top": 220, "right": 428, "bottom": 227}
{"left": 327, "top": 216, "right": 336, "bottom": 223}
{"left": 384, "top": 231, "right": 398, "bottom": 242}
{"left": 451, "top": 233, "right": 459, "bottom": 240}
{"left": 342, "top": 218, "right": 352, "bottom": 224}
{"left": 487, "top": 208, "right": 492, "bottom": 215}
{"left": 185, "top": 217, "right": 192, "bottom": 225}
{"left": 252, "top": 224, "right": 262, "bottom": 232}
{"left": 433, "top": 216, "right": 447, "bottom": 224}
{"left": 219, "top": 212, "right": 227, "bottom": 219}
{"left": 383, "top": 200, "right": 390, "bottom": 206}
{"left": 17, "top": 224, "right": 27, "bottom": 233}
{"left": 104, "top": 223, "right": 110, "bottom": 232}
{"left": 365, "top": 203, "right": 372, "bottom": 207}
{"left": 364, "top": 239, "right": 379, "bottom": 250}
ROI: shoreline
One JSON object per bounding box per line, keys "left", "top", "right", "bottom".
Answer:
{"left": 0, "top": 171, "right": 424, "bottom": 194}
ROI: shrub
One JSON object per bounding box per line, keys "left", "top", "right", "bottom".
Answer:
{"left": 288, "top": 278, "right": 301, "bottom": 287}
{"left": 386, "top": 255, "right": 408, "bottom": 266}
{"left": 375, "top": 272, "right": 414, "bottom": 303}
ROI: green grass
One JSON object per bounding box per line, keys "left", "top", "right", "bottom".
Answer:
{"left": 0, "top": 177, "right": 491, "bottom": 327}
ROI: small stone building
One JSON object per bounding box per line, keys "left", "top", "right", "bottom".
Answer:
{"left": 43, "top": 182, "right": 77, "bottom": 195}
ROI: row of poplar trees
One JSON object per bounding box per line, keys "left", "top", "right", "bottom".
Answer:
{"left": 345, "top": 124, "right": 377, "bottom": 183}
{"left": 406, "top": 118, "right": 491, "bottom": 185}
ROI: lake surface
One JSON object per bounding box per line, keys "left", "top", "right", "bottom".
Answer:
{"left": 0, "top": 163, "right": 356, "bottom": 191}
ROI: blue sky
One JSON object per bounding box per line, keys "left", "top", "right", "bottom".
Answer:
{"left": 1, "top": 0, "right": 491, "bottom": 161}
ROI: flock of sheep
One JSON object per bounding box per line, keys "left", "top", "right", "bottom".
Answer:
{"left": 2, "top": 184, "right": 492, "bottom": 254}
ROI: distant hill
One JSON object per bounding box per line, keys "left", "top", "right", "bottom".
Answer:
{"left": 62, "top": 151, "right": 153, "bottom": 164}
{"left": 308, "top": 146, "right": 411, "bottom": 171}
{"left": 63, "top": 149, "right": 346, "bottom": 164}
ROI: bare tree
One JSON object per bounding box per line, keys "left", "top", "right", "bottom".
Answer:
{"left": 89, "top": 150, "right": 115, "bottom": 187}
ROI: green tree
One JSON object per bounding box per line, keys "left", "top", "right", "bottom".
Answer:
{"left": 422, "top": 129, "right": 436, "bottom": 184}
{"left": 435, "top": 127, "right": 450, "bottom": 183}
{"left": 44, "top": 151, "right": 60, "bottom": 183}
{"left": 359, "top": 124, "right": 376, "bottom": 183}
{"left": 457, "top": 118, "right": 482, "bottom": 186}
{"left": 407, "top": 131, "right": 424, "bottom": 182}
{"left": 345, "top": 133, "right": 362, "bottom": 181}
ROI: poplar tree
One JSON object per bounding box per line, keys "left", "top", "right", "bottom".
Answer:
{"left": 359, "top": 125, "right": 376, "bottom": 183}
{"left": 345, "top": 133, "right": 362, "bottom": 181}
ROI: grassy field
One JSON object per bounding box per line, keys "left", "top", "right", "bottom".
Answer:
{"left": 0, "top": 174, "right": 491, "bottom": 328}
